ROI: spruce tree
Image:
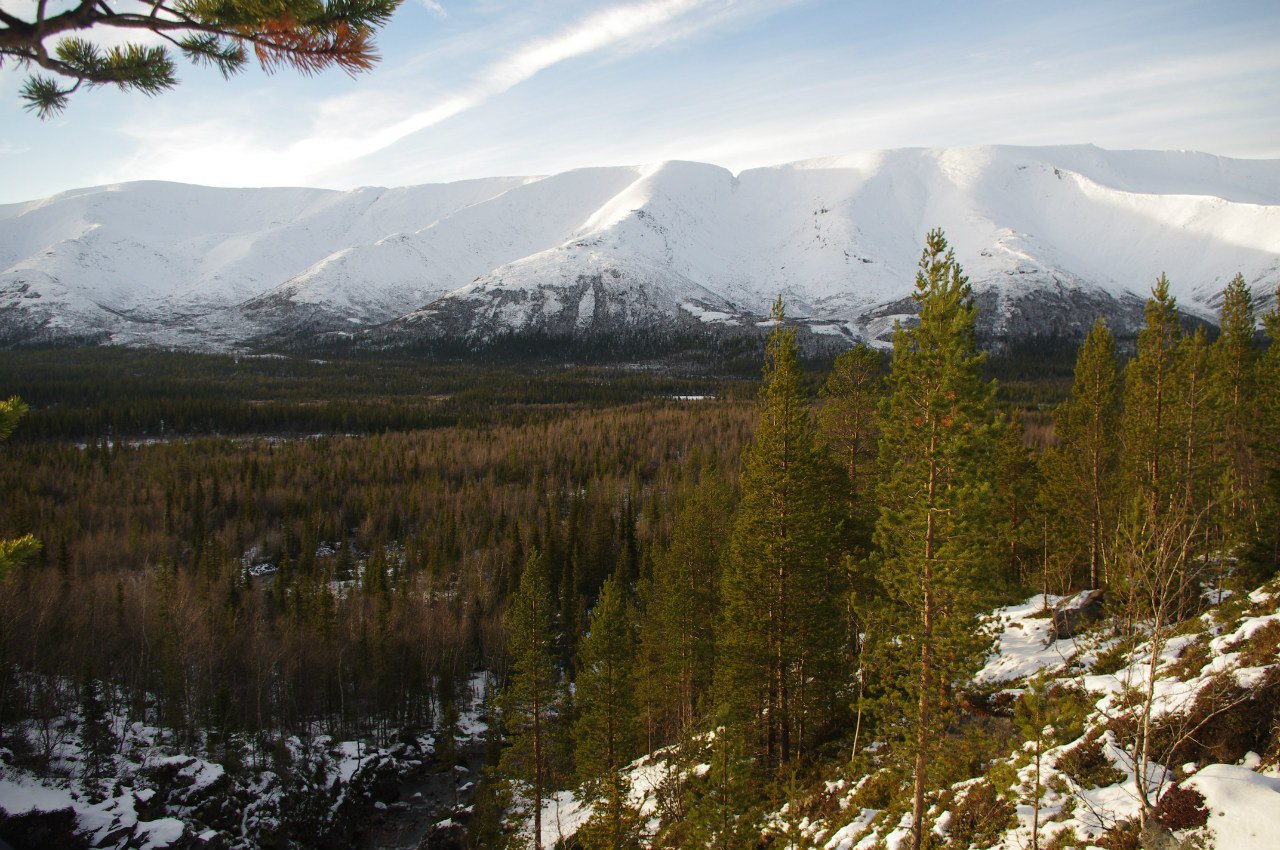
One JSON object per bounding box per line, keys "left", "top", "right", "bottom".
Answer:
{"left": 498, "top": 549, "right": 560, "bottom": 850}
{"left": 573, "top": 575, "right": 642, "bottom": 850}
{"left": 872, "top": 229, "right": 997, "bottom": 850}
{"left": 1039, "top": 319, "right": 1122, "bottom": 588}
{"left": 716, "top": 298, "right": 842, "bottom": 771}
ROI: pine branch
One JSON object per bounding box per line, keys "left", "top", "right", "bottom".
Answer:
{"left": 4, "top": 0, "right": 401, "bottom": 115}
{"left": 177, "top": 32, "right": 246, "bottom": 76}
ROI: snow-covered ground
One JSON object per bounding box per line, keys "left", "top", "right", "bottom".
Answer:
{"left": 0, "top": 672, "right": 498, "bottom": 849}
{"left": 524, "top": 580, "right": 1280, "bottom": 850}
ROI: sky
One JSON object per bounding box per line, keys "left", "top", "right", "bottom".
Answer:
{"left": 1, "top": 0, "right": 1278, "bottom": 203}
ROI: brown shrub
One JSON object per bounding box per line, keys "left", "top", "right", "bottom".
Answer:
{"left": 1155, "top": 783, "right": 1209, "bottom": 830}
{"left": 1097, "top": 818, "right": 1141, "bottom": 850}
{"left": 1055, "top": 733, "right": 1126, "bottom": 789}
{"left": 1166, "top": 636, "right": 1210, "bottom": 681}
{"left": 943, "top": 780, "right": 1015, "bottom": 849}
{"left": 1155, "top": 666, "right": 1280, "bottom": 766}
{"left": 1235, "top": 620, "right": 1280, "bottom": 668}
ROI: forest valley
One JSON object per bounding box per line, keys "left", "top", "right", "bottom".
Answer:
{"left": 1, "top": 229, "right": 1279, "bottom": 850}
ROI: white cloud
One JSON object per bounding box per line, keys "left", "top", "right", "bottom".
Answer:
{"left": 418, "top": 0, "right": 448, "bottom": 16}
{"left": 104, "top": 0, "right": 728, "bottom": 187}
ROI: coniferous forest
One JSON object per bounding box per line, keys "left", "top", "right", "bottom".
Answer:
{"left": 2, "top": 230, "right": 1280, "bottom": 849}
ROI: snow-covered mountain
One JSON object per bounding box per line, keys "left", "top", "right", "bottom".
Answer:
{"left": 2, "top": 145, "right": 1278, "bottom": 351}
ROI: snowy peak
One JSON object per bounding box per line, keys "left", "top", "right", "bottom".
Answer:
{"left": 2, "top": 145, "right": 1278, "bottom": 351}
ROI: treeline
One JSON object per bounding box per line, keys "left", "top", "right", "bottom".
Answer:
{"left": 0, "top": 346, "right": 746, "bottom": 441}
{"left": 0, "top": 401, "right": 753, "bottom": 772}
{"left": 482, "top": 235, "right": 1280, "bottom": 850}
{"left": 0, "top": 334, "right": 1076, "bottom": 444}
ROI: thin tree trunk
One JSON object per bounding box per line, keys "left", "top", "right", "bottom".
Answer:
{"left": 911, "top": 426, "right": 939, "bottom": 850}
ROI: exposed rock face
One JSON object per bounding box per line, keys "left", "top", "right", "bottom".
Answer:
{"left": 1050, "top": 589, "right": 1107, "bottom": 642}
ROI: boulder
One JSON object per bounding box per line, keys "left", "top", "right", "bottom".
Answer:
{"left": 1050, "top": 589, "right": 1106, "bottom": 641}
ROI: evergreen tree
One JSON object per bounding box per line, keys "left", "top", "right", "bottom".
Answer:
{"left": 1039, "top": 319, "right": 1122, "bottom": 588}
{"left": 79, "top": 667, "right": 116, "bottom": 782}
{"left": 0, "top": 396, "right": 41, "bottom": 577}
{"left": 1174, "top": 327, "right": 1216, "bottom": 537}
{"left": 498, "top": 549, "right": 561, "bottom": 850}
{"left": 990, "top": 414, "right": 1040, "bottom": 589}
{"left": 1122, "top": 275, "right": 1183, "bottom": 519}
{"left": 817, "top": 343, "right": 883, "bottom": 550}
{"left": 635, "top": 469, "right": 729, "bottom": 749}
{"left": 573, "top": 575, "right": 642, "bottom": 850}
{"left": 716, "top": 298, "right": 842, "bottom": 771}
{"left": 1253, "top": 287, "right": 1280, "bottom": 573}
{"left": 1211, "top": 274, "right": 1260, "bottom": 541}
{"left": 3, "top": 0, "right": 402, "bottom": 118}
{"left": 872, "top": 229, "right": 998, "bottom": 850}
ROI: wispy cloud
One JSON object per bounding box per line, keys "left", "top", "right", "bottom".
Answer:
{"left": 108, "top": 0, "right": 730, "bottom": 187}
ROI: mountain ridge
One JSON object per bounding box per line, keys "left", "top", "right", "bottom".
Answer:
{"left": 2, "top": 144, "right": 1277, "bottom": 352}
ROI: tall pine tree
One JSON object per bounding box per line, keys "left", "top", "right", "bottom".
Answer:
{"left": 573, "top": 575, "right": 642, "bottom": 850}
{"left": 1253, "top": 287, "right": 1280, "bottom": 573}
{"left": 1039, "top": 319, "right": 1122, "bottom": 588}
{"left": 635, "top": 468, "right": 729, "bottom": 749}
{"left": 1211, "top": 274, "right": 1260, "bottom": 542}
{"left": 1122, "top": 275, "right": 1183, "bottom": 519}
{"left": 716, "top": 298, "right": 842, "bottom": 771}
{"left": 499, "top": 549, "right": 561, "bottom": 850}
{"left": 817, "top": 343, "right": 883, "bottom": 551}
{"left": 873, "top": 229, "right": 997, "bottom": 850}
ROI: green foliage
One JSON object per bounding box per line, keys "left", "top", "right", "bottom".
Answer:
{"left": 1249, "top": 287, "right": 1280, "bottom": 577}
{"left": 1212, "top": 274, "right": 1260, "bottom": 543}
{"left": 717, "top": 298, "right": 844, "bottom": 770}
{"left": 872, "top": 229, "right": 998, "bottom": 844}
{"left": 635, "top": 468, "right": 730, "bottom": 748}
{"left": 4, "top": 0, "right": 401, "bottom": 117}
{"left": 674, "top": 729, "right": 765, "bottom": 850}
{"left": 1014, "top": 680, "right": 1092, "bottom": 751}
{"left": 990, "top": 413, "right": 1042, "bottom": 591}
{"left": 943, "top": 779, "right": 1016, "bottom": 849}
{"left": 0, "top": 347, "right": 738, "bottom": 441}
{"left": 1121, "top": 275, "right": 1183, "bottom": 518}
{"left": 818, "top": 343, "right": 884, "bottom": 550}
{"left": 79, "top": 669, "right": 116, "bottom": 781}
{"left": 1039, "top": 319, "right": 1122, "bottom": 589}
{"left": 573, "top": 575, "right": 642, "bottom": 848}
{"left": 0, "top": 396, "right": 40, "bottom": 578}
{"left": 498, "top": 550, "right": 561, "bottom": 848}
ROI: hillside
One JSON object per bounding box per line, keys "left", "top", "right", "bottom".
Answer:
{"left": 516, "top": 581, "right": 1280, "bottom": 850}
{"left": 2, "top": 145, "right": 1277, "bottom": 351}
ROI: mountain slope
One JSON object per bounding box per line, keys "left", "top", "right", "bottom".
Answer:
{"left": 2, "top": 145, "right": 1277, "bottom": 351}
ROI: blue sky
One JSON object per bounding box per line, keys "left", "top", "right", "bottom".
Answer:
{"left": 1, "top": 0, "right": 1277, "bottom": 203}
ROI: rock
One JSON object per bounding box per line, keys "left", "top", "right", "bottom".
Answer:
{"left": 0, "top": 807, "right": 88, "bottom": 850}
{"left": 424, "top": 820, "right": 466, "bottom": 850}
{"left": 1050, "top": 589, "right": 1106, "bottom": 641}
